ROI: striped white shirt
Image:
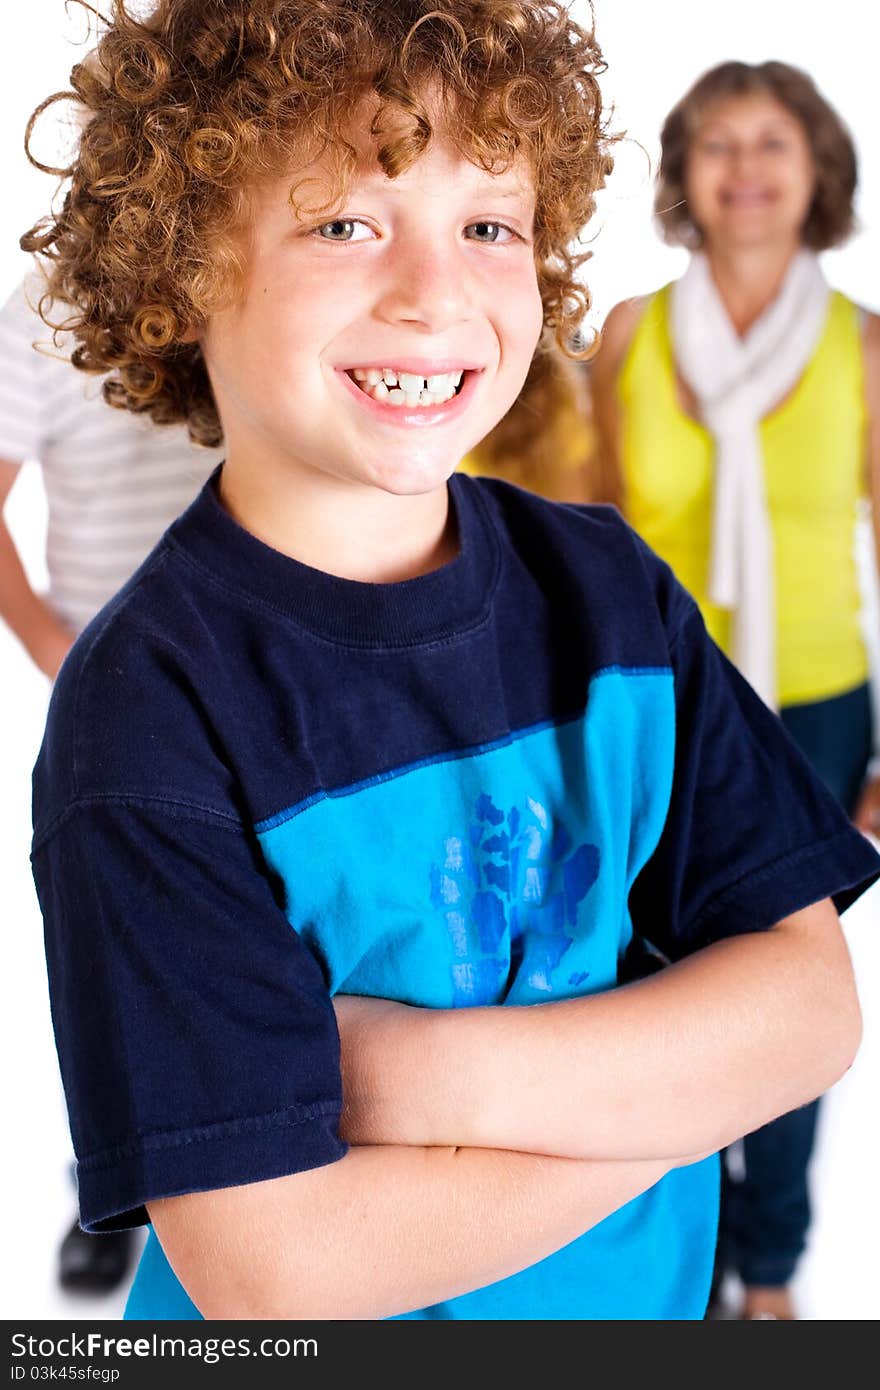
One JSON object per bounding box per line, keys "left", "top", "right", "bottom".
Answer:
{"left": 0, "top": 277, "right": 222, "bottom": 634}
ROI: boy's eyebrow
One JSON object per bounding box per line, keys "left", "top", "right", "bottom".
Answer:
{"left": 476, "top": 187, "right": 531, "bottom": 199}
{"left": 354, "top": 174, "right": 534, "bottom": 201}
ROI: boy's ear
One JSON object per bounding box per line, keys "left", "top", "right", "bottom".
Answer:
{"left": 179, "top": 324, "right": 200, "bottom": 344}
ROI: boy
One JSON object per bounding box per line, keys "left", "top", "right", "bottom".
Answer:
{"left": 28, "top": 0, "right": 878, "bottom": 1321}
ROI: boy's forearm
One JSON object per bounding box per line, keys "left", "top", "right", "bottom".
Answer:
{"left": 339, "top": 900, "right": 861, "bottom": 1161}
{"left": 150, "top": 1143, "right": 674, "bottom": 1320}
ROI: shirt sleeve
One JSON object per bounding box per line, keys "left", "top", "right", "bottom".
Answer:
{"left": 32, "top": 797, "right": 346, "bottom": 1233}
{"left": 0, "top": 278, "right": 51, "bottom": 463}
{"left": 628, "top": 574, "right": 880, "bottom": 962}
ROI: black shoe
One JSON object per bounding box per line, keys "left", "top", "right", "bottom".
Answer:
{"left": 57, "top": 1217, "right": 136, "bottom": 1294}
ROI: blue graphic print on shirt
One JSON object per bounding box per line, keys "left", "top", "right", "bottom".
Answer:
{"left": 430, "top": 793, "right": 600, "bottom": 1004}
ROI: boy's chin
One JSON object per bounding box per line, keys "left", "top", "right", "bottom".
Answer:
{"left": 364, "top": 455, "right": 463, "bottom": 498}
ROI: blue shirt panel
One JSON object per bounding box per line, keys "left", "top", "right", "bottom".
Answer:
{"left": 261, "top": 672, "right": 674, "bottom": 1005}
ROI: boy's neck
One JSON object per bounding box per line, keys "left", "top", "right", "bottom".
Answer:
{"left": 217, "top": 455, "right": 459, "bottom": 584}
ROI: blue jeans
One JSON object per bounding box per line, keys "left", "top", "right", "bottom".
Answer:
{"left": 718, "top": 680, "right": 873, "bottom": 1287}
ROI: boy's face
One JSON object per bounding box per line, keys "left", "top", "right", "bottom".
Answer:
{"left": 200, "top": 122, "right": 544, "bottom": 498}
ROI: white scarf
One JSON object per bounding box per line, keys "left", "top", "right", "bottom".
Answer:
{"left": 670, "top": 250, "right": 829, "bottom": 708}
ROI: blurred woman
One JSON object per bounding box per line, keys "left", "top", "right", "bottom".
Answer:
{"left": 591, "top": 61, "right": 880, "bottom": 1319}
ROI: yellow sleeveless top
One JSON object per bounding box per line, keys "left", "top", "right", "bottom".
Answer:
{"left": 618, "top": 285, "right": 868, "bottom": 706}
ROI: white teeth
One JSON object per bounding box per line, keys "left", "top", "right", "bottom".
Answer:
{"left": 397, "top": 372, "right": 424, "bottom": 394}
{"left": 349, "top": 366, "right": 467, "bottom": 408}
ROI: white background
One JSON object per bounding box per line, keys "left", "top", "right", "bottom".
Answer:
{"left": 0, "top": 0, "right": 877, "bottom": 1320}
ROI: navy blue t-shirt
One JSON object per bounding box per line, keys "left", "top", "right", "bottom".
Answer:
{"left": 31, "top": 470, "right": 879, "bottom": 1320}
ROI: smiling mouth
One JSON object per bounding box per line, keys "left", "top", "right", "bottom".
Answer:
{"left": 721, "top": 189, "right": 774, "bottom": 205}
{"left": 346, "top": 367, "right": 468, "bottom": 408}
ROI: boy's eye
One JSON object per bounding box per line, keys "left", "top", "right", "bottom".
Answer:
{"left": 464, "top": 221, "right": 516, "bottom": 244}
{"left": 315, "top": 219, "right": 374, "bottom": 242}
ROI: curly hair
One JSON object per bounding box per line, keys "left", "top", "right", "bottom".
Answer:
{"left": 21, "top": 0, "right": 614, "bottom": 447}
{"left": 654, "top": 61, "right": 857, "bottom": 253}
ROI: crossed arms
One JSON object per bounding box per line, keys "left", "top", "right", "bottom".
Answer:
{"left": 149, "top": 897, "right": 860, "bottom": 1319}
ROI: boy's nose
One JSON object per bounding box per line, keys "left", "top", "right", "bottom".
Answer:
{"left": 374, "top": 240, "right": 473, "bottom": 333}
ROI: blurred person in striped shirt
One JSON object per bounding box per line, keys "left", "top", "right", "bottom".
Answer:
{"left": 0, "top": 276, "right": 221, "bottom": 676}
